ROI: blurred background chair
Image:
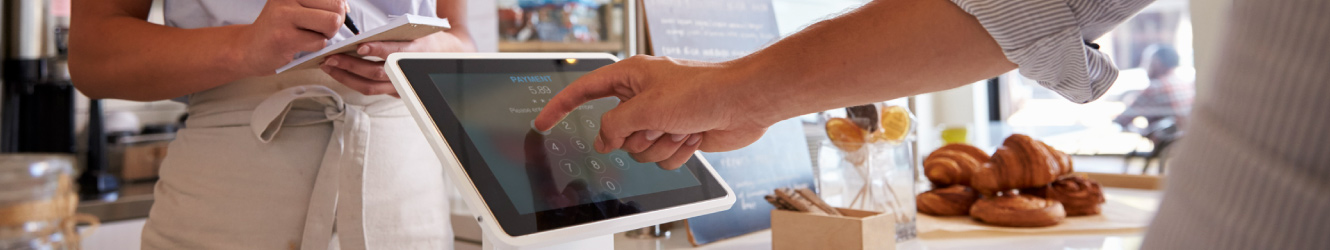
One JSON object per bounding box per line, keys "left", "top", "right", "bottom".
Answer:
{"left": 1124, "top": 117, "right": 1182, "bottom": 174}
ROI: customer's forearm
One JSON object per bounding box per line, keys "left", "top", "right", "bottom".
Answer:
{"left": 731, "top": 0, "right": 1015, "bottom": 124}
{"left": 69, "top": 15, "right": 251, "bottom": 101}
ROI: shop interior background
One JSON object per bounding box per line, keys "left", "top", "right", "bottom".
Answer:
{"left": 0, "top": 0, "right": 1220, "bottom": 248}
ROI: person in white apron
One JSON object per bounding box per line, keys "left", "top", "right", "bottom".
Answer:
{"left": 68, "top": 0, "right": 474, "bottom": 249}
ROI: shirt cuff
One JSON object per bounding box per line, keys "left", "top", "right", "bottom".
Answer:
{"left": 949, "top": 0, "right": 1118, "bottom": 104}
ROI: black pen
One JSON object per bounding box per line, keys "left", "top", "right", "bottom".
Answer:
{"left": 343, "top": 12, "right": 360, "bottom": 35}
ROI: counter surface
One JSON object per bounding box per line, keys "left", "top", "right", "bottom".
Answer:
{"left": 80, "top": 186, "right": 1158, "bottom": 249}
{"left": 614, "top": 187, "right": 1160, "bottom": 250}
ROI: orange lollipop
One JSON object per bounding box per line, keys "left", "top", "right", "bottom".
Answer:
{"left": 826, "top": 117, "right": 867, "bottom": 152}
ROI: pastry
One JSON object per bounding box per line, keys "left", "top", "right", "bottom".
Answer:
{"left": 916, "top": 185, "right": 980, "bottom": 216}
{"left": 969, "top": 194, "right": 1066, "bottom": 227}
{"left": 923, "top": 143, "right": 989, "bottom": 186}
{"left": 970, "top": 134, "right": 1074, "bottom": 195}
{"left": 1041, "top": 175, "right": 1106, "bottom": 216}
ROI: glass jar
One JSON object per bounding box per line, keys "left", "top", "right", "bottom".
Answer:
{"left": 816, "top": 102, "right": 918, "bottom": 242}
{"left": 0, "top": 154, "right": 88, "bottom": 250}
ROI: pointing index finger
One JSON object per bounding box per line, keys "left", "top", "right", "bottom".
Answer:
{"left": 534, "top": 64, "right": 633, "bottom": 131}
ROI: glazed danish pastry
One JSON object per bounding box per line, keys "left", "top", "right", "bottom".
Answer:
{"left": 1037, "top": 175, "right": 1106, "bottom": 216}
{"left": 969, "top": 194, "right": 1066, "bottom": 227}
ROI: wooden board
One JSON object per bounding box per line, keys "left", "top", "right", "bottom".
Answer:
{"left": 1081, "top": 172, "right": 1165, "bottom": 190}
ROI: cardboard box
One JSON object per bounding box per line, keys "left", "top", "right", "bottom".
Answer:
{"left": 771, "top": 208, "right": 895, "bottom": 250}
{"left": 121, "top": 141, "right": 170, "bottom": 182}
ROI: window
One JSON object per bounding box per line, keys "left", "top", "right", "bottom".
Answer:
{"left": 996, "top": 0, "right": 1194, "bottom": 156}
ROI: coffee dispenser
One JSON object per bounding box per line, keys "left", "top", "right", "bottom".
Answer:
{"left": 2, "top": 0, "right": 118, "bottom": 199}
{"left": 2, "top": 0, "right": 75, "bottom": 154}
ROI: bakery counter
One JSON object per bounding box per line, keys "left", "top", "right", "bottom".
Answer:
{"left": 614, "top": 187, "right": 1160, "bottom": 250}
{"left": 77, "top": 187, "right": 1157, "bottom": 249}
{"left": 77, "top": 182, "right": 158, "bottom": 223}
{"left": 615, "top": 227, "right": 1143, "bottom": 250}
{"left": 76, "top": 182, "right": 1158, "bottom": 249}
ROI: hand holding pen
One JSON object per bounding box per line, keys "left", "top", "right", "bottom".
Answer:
{"left": 343, "top": 3, "right": 359, "bottom": 35}
{"left": 234, "top": 0, "right": 351, "bottom": 76}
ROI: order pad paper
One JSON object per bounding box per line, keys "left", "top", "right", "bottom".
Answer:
{"left": 276, "top": 14, "right": 450, "bottom": 73}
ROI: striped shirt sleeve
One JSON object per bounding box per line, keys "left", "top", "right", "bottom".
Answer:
{"left": 949, "top": 0, "right": 1155, "bottom": 103}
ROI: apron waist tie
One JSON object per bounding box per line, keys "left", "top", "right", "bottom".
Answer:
{"left": 249, "top": 85, "right": 371, "bottom": 250}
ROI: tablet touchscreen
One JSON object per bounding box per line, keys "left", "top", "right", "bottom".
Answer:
{"left": 429, "top": 70, "right": 702, "bottom": 214}
{"left": 397, "top": 58, "right": 727, "bottom": 235}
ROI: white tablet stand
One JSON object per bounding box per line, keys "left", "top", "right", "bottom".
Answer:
{"left": 386, "top": 53, "right": 734, "bottom": 249}
{"left": 480, "top": 221, "right": 613, "bottom": 250}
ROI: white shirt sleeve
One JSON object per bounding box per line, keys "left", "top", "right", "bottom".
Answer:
{"left": 948, "top": 0, "right": 1155, "bottom": 103}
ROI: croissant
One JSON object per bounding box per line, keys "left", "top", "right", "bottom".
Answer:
{"left": 969, "top": 194, "right": 1066, "bottom": 227}
{"left": 970, "top": 134, "right": 1074, "bottom": 195}
{"left": 923, "top": 144, "right": 990, "bottom": 186}
{"left": 1039, "top": 175, "right": 1105, "bottom": 216}
{"left": 916, "top": 185, "right": 980, "bottom": 216}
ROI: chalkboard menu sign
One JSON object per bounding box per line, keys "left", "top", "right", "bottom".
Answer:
{"left": 642, "top": 0, "right": 780, "bottom": 62}
{"left": 640, "top": 0, "right": 813, "bottom": 245}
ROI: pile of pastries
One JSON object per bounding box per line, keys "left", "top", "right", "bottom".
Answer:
{"left": 915, "top": 134, "right": 1106, "bottom": 227}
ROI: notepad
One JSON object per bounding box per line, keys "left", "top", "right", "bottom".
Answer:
{"left": 276, "top": 14, "right": 451, "bottom": 73}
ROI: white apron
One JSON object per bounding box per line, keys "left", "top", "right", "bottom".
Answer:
{"left": 142, "top": 69, "right": 452, "bottom": 249}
